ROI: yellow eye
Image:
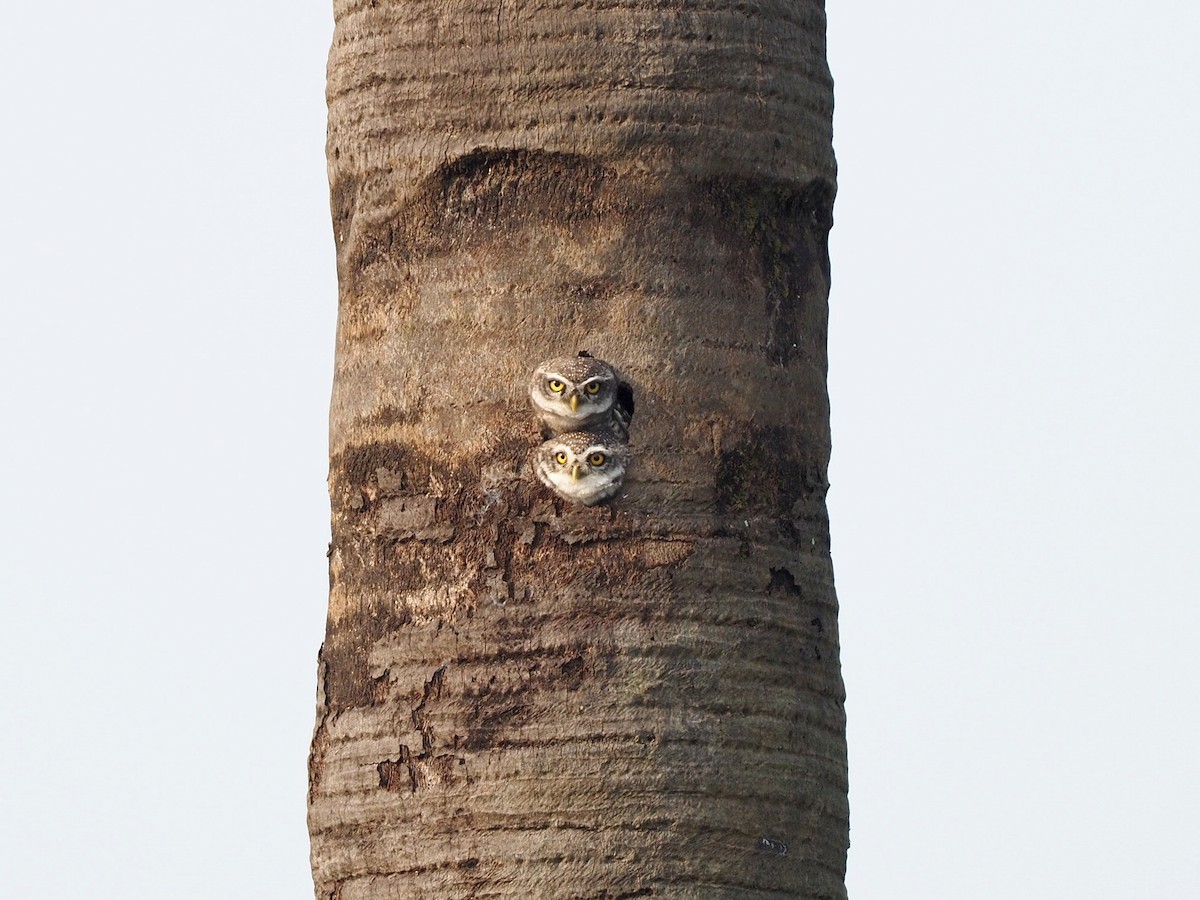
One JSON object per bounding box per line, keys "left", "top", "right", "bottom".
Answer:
{"left": 555, "top": 451, "right": 568, "bottom": 465}
{"left": 585, "top": 382, "right": 602, "bottom": 395}
{"left": 588, "top": 452, "right": 607, "bottom": 466}
{"left": 548, "top": 379, "right": 565, "bottom": 393}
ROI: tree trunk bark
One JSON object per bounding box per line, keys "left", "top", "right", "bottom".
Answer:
{"left": 308, "top": 2, "right": 845, "bottom": 897}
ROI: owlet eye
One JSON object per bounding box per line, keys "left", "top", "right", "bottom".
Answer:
{"left": 588, "top": 452, "right": 607, "bottom": 466}
{"left": 548, "top": 379, "right": 565, "bottom": 393}
{"left": 555, "top": 451, "right": 569, "bottom": 465}
{"left": 584, "top": 382, "right": 602, "bottom": 395}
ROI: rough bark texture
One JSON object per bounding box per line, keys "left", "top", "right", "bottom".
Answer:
{"left": 309, "top": 1, "right": 845, "bottom": 897}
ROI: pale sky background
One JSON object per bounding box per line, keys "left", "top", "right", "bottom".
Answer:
{"left": 2, "top": 2, "right": 1197, "bottom": 898}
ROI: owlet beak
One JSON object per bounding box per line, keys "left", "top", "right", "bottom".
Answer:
{"left": 569, "top": 393, "right": 579, "bottom": 412}
{"left": 571, "top": 464, "right": 582, "bottom": 480}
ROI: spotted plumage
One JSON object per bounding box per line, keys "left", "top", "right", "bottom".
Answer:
{"left": 529, "top": 355, "right": 634, "bottom": 440}
{"left": 533, "top": 430, "right": 631, "bottom": 505}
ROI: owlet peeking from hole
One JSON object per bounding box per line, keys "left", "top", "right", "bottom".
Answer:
{"left": 533, "top": 429, "right": 631, "bottom": 506}
{"left": 528, "top": 354, "right": 634, "bottom": 441}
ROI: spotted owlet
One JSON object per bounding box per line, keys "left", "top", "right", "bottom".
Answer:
{"left": 528, "top": 354, "right": 635, "bottom": 440}
{"left": 533, "top": 430, "right": 631, "bottom": 506}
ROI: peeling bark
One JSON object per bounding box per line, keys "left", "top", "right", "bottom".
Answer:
{"left": 310, "top": 1, "right": 846, "bottom": 897}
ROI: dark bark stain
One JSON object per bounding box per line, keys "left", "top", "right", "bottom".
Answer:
{"left": 465, "top": 703, "right": 533, "bottom": 751}
{"left": 376, "top": 746, "right": 466, "bottom": 795}
{"left": 413, "top": 666, "right": 447, "bottom": 753}
{"left": 308, "top": 717, "right": 329, "bottom": 802}
{"left": 369, "top": 667, "right": 391, "bottom": 705}
{"left": 560, "top": 655, "right": 585, "bottom": 686}
{"left": 319, "top": 607, "right": 412, "bottom": 710}
{"left": 767, "top": 567, "right": 802, "bottom": 597}
{"left": 377, "top": 746, "right": 418, "bottom": 793}
{"left": 705, "top": 176, "right": 834, "bottom": 366}
{"left": 714, "top": 425, "right": 827, "bottom": 519}
{"left": 334, "top": 441, "right": 413, "bottom": 499}
{"left": 329, "top": 170, "right": 358, "bottom": 258}
{"left": 307, "top": 655, "right": 331, "bottom": 805}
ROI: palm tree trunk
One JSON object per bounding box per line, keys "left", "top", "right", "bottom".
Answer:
{"left": 308, "top": 2, "right": 845, "bottom": 897}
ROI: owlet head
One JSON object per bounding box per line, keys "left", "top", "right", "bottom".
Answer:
{"left": 529, "top": 356, "right": 622, "bottom": 434}
{"left": 533, "top": 430, "right": 631, "bottom": 506}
